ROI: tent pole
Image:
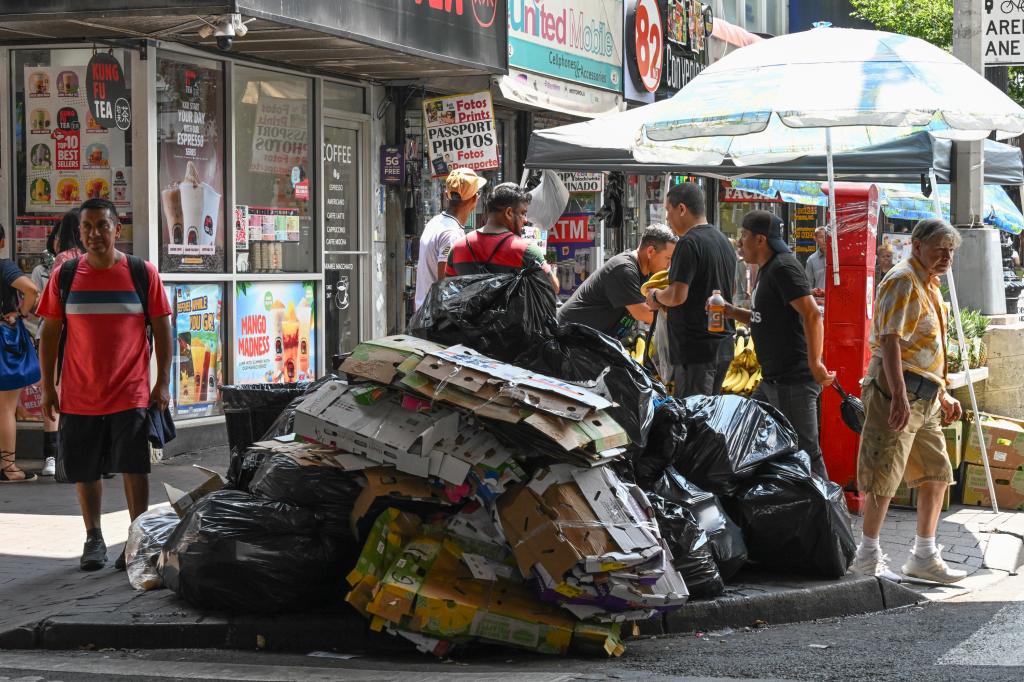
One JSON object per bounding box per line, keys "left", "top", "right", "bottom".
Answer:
{"left": 825, "top": 128, "right": 840, "bottom": 286}
{"left": 928, "top": 168, "right": 998, "bottom": 514}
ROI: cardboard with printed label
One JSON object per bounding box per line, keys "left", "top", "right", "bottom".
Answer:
{"left": 350, "top": 467, "right": 452, "bottom": 532}
{"left": 943, "top": 421, "right": 963, "bottom": 469}
{"left": 346, "top": 508, "right": 423, "bottom": 614}
{"left": 340, "top": 335, "right": 447, "bottom": 384}
{"left": 961, "top": 463, "right": 1024, "bottom": 511}
{"left": 964, "top": 413, "right": 1024, "bottom": 471}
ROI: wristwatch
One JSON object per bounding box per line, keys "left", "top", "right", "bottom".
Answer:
{"left": 652, "top": 289, "right": 660, "bottom": 305}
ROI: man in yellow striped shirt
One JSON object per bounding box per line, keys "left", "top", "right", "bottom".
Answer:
{"left": 851, "top": 219, "right": 965, "bottom": 584}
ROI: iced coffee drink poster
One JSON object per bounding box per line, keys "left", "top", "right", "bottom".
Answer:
{"left": 157, "top": 57, "right": 225, "bottom": 268}
{"left": 24, "top": 65, "right": 126, "bottom": 212}
{"left": 234, "top": 281, "right": 316, "bottom": 384}
{"left": 174, "top": 283, "right": 223, "bottom": 417}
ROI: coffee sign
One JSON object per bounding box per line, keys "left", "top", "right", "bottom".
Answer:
{"left": 86, "top": 52, "right": 130, "bottom": 131}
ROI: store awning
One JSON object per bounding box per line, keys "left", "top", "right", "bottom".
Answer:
{"left": 526, "top": 107, "right": 1024, "bottom": 183}
{"left": 0, "top": 1, "right": 507, "bottom": 81}
{"left": 731, "top": 179, "right": 1024, "bottom": 235}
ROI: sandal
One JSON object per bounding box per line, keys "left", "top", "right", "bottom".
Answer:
{"left": 0, "top": 450, "right": 37, "bottom": 483}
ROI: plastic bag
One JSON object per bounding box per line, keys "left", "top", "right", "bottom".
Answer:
{"left": 125, "top": 507, "right": 180, "bottom": 591}
{"left": 260, "top": 374, "right": 337, "bottom": 441}
{"left": 646, "top": 491, "right": 723, "bottom": 599}
{"left": 526, "top": 170, "right": 570, "bottom": 230}
{"left": 726, "top": 451, "right": 856, "bottom": 579}
{"left": 633, "top": 400, "right": 688, "bottom": 488}
{"left": 514, "top": 322, "right": 660, "bottom": 448}
{"left": 650, "top": 467, "right": 747, "bottom": 581}
{"left": 248, "top": 451, "right": 364, "bottom": 540}
{"left": 159, "top": 490, "right": 346, "bottom": 613}
{"left": 221, "top": 382, "right": 310, "bottom": 452}
{"left": 673, "top": 394, "right": 798, "bottom": 497}
{"left": 651, "top": 311, "right": 672, "bottom": 383}
{"left": 409, "top": 267, "right": 557, "bottom": 363}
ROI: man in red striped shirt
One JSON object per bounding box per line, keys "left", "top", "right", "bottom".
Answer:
{"left": 445, "top": 183, "right": 559, "bottom": 293}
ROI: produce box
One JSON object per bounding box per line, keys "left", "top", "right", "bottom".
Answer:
{"left": 960, "top": 463, "right": 1024, "bottom": 511}
{"left": 964, "top": 413, "right": 1024, "bottom": 471}
{"left": 943, "top": 421, "right": 963, "bottom": 469}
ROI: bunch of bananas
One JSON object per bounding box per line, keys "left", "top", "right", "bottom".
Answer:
{"left": 640, "top": 269, "right": 670, "bottom": 296}
{"left": 722, "top": 333, "right": 762, "bottom": 396}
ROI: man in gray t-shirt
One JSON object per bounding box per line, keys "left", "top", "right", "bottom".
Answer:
{"left": 804, "top": 226, "right": 828, "bottom": 291}
{"left": 557, "top": 225, "right": 676, "bottom": 338}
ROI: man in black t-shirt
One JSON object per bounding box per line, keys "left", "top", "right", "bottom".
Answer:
{"left": 558, "top": 224, "right": 676, "bottom": 338}
{"left": 646, "top": 183, "right": 737, "bottom": 398}
{"left": 723, "top": 210, "right": 836, "bottom": 479}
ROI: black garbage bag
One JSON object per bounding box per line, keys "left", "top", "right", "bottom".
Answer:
{"left": 673, "top": 395, "right": 799, "bottom": 497}
{"left": 248, "top": 450, "right": 364, "bottom": 540}
{"left": 409, "top": 266, "right": 557, "bottom": 362}
{"left": 633, "top": 400, "right": 688, "bottom": 488}
{"left": 226, "top": 446, "right": 271, "bottom": 491}
{"left": 159, "top": 490, "right": 346, "bottom": 613}
{"left": 646, "top": 491, "right": 724, "bottom": 599}
{"left": 513, "top": 322, "right": 660, "bottom": 448}
{"left": 125, "top": 507, "right": 180, "bottom": 591}
{"left": 221, "top": 382, "right": 311, "bottom": 452}
{"left": 651, "top": 467, "right": 747, "bottom": 581}
{"left": 726, "top": 451, "right": 856, "bottom": 579}
{"left": 260, "top": 374, "right": 338, "bottom": 441}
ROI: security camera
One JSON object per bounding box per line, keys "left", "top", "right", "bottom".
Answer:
{"left": 198, "top": 14, "right": 252, "bottom": 50}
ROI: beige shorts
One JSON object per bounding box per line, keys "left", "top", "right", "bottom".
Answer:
{"left": 857, "top": 360, "right": 953, "bottom": 498}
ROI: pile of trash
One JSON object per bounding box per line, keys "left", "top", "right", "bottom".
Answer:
{"left": 124, "top": 324, "right": 854, "bottom": 658}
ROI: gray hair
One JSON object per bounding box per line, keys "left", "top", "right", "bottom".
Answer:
{"left": 814, "top": 226, "right": 828, "bottom": 236}
{"left": 639, "top": 223, "right": 678, "bottom": 249}
{"left": 912, "top": 219, "right": 962, "bottom": 248}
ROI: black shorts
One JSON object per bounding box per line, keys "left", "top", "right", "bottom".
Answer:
{"left": 56, "top": 408, "right": 151, "bottom": 483}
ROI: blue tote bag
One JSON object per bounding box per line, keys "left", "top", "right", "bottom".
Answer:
{"left": 0, "top": 317, "right": 40, "bottom": 391}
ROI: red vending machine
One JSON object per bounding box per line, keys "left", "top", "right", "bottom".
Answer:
{"left": 821, "top": 183, "right": 880, "bottom": 513}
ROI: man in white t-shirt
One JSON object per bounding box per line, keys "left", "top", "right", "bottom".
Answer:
{"left": 414, "top": 168, "right": 487, "bottom": 310}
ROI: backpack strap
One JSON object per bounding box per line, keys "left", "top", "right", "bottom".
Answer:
{"left": 126, "top": 255, "right": 153, "bottom": 354}
{"left": 55, "top": 257, "right": 80, "bottom": 382}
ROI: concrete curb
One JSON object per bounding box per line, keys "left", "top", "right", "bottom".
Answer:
{"left": 1, "top": 575, "right": 923, "bottom": 653}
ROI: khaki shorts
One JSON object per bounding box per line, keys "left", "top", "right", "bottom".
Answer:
{"left": 857, "top": 359, "right": 953, "bottom": 498}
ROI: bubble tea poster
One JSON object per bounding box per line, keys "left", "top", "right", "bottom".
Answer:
{"left": 173, "top": 283, "right": 224, "bottom": 417}
{"left": 234, "top": 281, "right": 316, "bottom": 384}
{"left": 156, "top": 55, "right": 225, "bottom": 272}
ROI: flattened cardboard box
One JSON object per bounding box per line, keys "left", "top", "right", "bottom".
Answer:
{"left": 294, "top": 379, "right": 459, "bottom": 476}
{"left": 347, "top": 507, "right": 422, "bottom": 615}
{"left": 163, "top": 465, "right": 225, "bottom": 518}
{"left": 351, "top": 467, "right": 451, "bottom": 533}
{"left": 341, "top": 335, "right": 447, "bottom": 385}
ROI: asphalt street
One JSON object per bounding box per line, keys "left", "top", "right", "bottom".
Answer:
{"left": 0, "top": 571, "right": 1021, "bottom": 682}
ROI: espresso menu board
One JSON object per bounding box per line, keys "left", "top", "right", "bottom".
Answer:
{"left": 323, "top": 125, "right": 359, "bottom": 252}
{"left": 156, "top": 55, "right": 226, "bottom": 273}
{"left": 325, "top": 253, "right": 360, "bottom": 357}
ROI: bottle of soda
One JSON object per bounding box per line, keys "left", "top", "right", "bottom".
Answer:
{"left": 707, "top": 289, "right": 726, "bottom": 332}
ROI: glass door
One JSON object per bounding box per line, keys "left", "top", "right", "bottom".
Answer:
{"left": 322, "top": 118, "right": 365, "bottom": 360}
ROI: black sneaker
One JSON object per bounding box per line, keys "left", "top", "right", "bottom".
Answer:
{"left": 80, "top": 536, "right": 107, "bottom": 571}
{"left": 114, "top": 549, "right": 126, "bottom": 571}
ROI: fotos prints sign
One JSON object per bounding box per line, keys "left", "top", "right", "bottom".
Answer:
{"left": 24, "top": 65, "right": 128, "bottom": 213}
{"left": 423, "top": 91, "right": 499, "bottom": 179}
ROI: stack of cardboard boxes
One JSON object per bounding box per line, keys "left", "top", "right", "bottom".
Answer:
{"left": 961, "top": 413, "right": 1024, "bottom": 511}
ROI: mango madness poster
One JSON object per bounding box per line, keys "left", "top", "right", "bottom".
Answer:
{"left": 234, "top": 281, "right": 316, "bottom": 384}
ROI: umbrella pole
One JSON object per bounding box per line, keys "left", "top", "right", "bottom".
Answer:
{"left": 825, "top": 128, "right": 840, "bottom": 286}
{"left": 928, "top": 169, "right": 998, "bottom": 514}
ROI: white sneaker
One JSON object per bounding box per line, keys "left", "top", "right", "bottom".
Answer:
{"left": 850, "top": 550, "right": 902, "bottom": 582}
{"left": 41, "top": 456, "right": 55, "bottom": 477}
{"left": 902, "top": 548, "right": 967, "bottom": 584}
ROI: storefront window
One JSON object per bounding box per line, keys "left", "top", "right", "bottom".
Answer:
{"left": 744, "top": 0, "right": 763, "bottom": 32}
{"left": 766, "top": 0, "right": 784, "bottom": 36}
{"left": 167, "top": 282, "right": 225, "bottom": 419}
{"left": 14, "top": 48, "right": 133, "bottom": 274}
{"left": 233, "top": 67, "right": 315, "bottom": 274}
{"left": 156, "top": 52, "right": 227, "bottom": 273}
{"left": 324, "top": 81, "right": 365, "bottom": 116}
{"left": 719, "top": 0, "right": 739, "bottom": 24}
{"left": 234, "top": 281, "right": 317, "bottom": 384}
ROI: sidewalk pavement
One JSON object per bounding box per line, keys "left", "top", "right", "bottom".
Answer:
{"left": 1, "top": 447, "right": 1021, "bottom": 653}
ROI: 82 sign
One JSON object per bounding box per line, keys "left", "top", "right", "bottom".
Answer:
{"left": 634, "top": 0, "right": 664, "bottom": 93}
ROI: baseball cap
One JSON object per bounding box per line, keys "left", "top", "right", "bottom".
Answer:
{"left": 742, "top": 210, "right": 791, "bottom": 254}
{"left": 444, "top": 168, "right": 487, "bottom": 201}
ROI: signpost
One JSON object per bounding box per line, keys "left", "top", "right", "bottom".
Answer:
{"left": 983, "top": 2, "right": 1024, "bottom": 64}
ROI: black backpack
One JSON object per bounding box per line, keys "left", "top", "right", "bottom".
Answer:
{"left": 56, "top": 254, "right": 152, "bottom": 380}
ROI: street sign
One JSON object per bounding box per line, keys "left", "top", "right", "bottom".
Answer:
{"left": 984, "top": 2, "right": 1024, "bottom": 65}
